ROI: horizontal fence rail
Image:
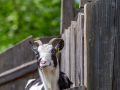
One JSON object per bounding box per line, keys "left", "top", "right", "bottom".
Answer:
{"left": 0, "top": 60, "right": 37, "bottom": 85}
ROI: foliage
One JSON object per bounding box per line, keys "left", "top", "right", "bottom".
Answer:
{"left": 75, "top": 0, "right": 79, "bottom": 8}
{"left": 0, "top": 0, "right": 79, "bottom": 53}
{"left": 0, "top": 0, "right": 61, "bottom": 53}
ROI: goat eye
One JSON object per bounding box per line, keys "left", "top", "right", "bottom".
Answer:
{"left": 35, "top": 53, "right": 39, "bottom": 58}
{"left": 52, "top": 52, "right": 56, "bottom": 55}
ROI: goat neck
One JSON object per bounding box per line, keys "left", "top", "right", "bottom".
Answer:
{"left": 38, "top": 63, "right": 59, "bottom": 90}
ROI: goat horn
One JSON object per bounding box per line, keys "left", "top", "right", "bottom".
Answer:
{"left": 34, "top": 40, "right": 42, "bottom": 46}
{"left": 49, "top": 38, "right": 63, "bottom": 45}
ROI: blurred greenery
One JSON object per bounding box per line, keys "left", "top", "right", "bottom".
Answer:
{"left": 75, "top": 0, "right": 79, "bottom": 8}
{"left": 0, "top": 0, "right": 79, "bottom": 53}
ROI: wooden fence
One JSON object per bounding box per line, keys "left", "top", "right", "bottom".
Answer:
{"left": 61, "top": 0, "right": 120, "bottom": 90}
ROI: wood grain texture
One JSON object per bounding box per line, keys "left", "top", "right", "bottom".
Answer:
{"left": 61, "top": 33, "right": 65, "bottom": 72}
{"left": 0, "top": 70, "right": 38, "bottom": 90}
{"left": 60, "top": 0, "right": 74, "bottom": 34}
{"left": 75, "top": 13, "right": 81, "bottom": 87}
{"left": 84, "top": 0, "right": 115, "bottom": 90}
{"left": 65, "top": 28, "right": 70, "bottom": 78}
{"left": 65, "top": 86, "right": 86, "bottom": 90}
{"left": 64, "top": 29, "right": 67, "bottom": 74}
{"left": 74, "top": 8, "right": 84, "bottom": 21}
{"left": 76, "top": 13, "right": 84, "bottom": 86}
{"left": 0, "top": 36, "right": 33, "bottom": 73}
{"left": 70, "top": 21, "right": 77, "bottom": 86}
{"left": 0, "top": 36, "right": 39, "bottom": 90}
{"left": 79, "top": 0, "right": 98, "bottom": 8}
{"left": 84, "top": 4, "right": 88, "bottom": 88}
{"left": 113, "top": 0, "right": 120, "bottom": 90}
{"left": 0, "top": 60, "right": 37, "bottom": 84}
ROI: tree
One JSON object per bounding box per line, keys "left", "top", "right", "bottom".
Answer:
{"left": 0, "top": 0, "right": 79, "bottom": 53}
{"left": 0, "top": 0, "right": 61, "bottom": 53}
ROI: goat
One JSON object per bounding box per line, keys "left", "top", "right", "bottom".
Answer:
{"left": 25, "top": 38, "right": 73, "bottom": 90}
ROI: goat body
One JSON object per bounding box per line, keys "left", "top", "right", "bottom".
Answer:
{"left": 25, "top": 71, "right": 73, "bottom": 90}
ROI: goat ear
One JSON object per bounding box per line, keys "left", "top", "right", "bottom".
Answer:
{"left": 29, "top": 41, "right": 38, "bottom": 54}
{"left": 55, "top": 39, "right": 64, "bottom": 51}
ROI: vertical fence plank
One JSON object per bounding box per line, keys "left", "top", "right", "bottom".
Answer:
{"left": 79, "top": 14, "right": 84, "bottom": 86}
{"left": 65, "top": 28, "right": 70, "bottom": 78}
{"left": 84, "top": 4, "right": 88, "bottom": 88}
{"left": 79, "top": 0, "right": 98, "bottom": 8}
{"left": 68, "top": 27, "right": 71, "bottom": 79}
{"left": 70, "top": 21, "right": 77, "bottom": 86}
{"left": 76, "top": 13, "right": 84, "bottom": 86}
{"left": 76, "top": 13, "right": 80, "bottom": 87}
{"left": 113, "top": 0, "right": 120, "bottom": 89}
{"left": 61, "top": 33, "right": 65, "bottom": 72}
{"left": 84, "top": 0, "right": 115, "bottom": 90}
{"left": 61, "top": 0, "right": 74, "bottom": 34}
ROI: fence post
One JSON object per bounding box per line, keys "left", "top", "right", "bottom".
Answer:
{"left": 60, "top": 0, "right": 74, "bottom": 34}
{"left": 84, "top": 0, "right": 116, "bottom": 90}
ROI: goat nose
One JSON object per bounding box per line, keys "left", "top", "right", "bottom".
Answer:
{"left": 41, "top": 61, "right": 46, "bottom": 64}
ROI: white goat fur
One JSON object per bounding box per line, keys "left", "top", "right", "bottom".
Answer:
{"left": 26, "top": 44, "right": 60, "bottom": 90}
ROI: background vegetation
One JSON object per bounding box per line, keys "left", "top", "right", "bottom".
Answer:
{"left": 0, "top": 0, "right": 79, "bottom": 53}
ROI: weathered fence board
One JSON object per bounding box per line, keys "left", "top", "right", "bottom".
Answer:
{"left": 113, "top": 0, "right": 120, "bottom": 90}
{"left": 60, "top": 0, "right": 74, "bottom": 34}
{"left": 84, "top": 0, "right": 116, "bottom": 89}
{"left": 61, "top": 33, "right": 65, "bottom": 72}
{"left": 76, "top": 13, "right": 84, "bottom": 86}
{"left": 0, "top": 60, "right": 37, "bottom": 84}
{"left": 63, "top": 29, "right": 67, "bottom": 74}
{"left": 0, "top": 70, "right": 38, "bottom": 90}
{"left": 74, "top": 8, "right": 84, "bottom": 21}
{"left": 61, "top": 0, "right": 120, "bottom": 90}
{"left": 0, "top": 36, "right": 37, "bottom": 90}
{"left": 65, "top": 28, "right": 71, "bottom": 78}
{"left": 79, "top": 0, "right": 98, "bottom": 8}
{"left": 0, "top": 36, "right": 33, "bottom": 73}
{"left": 61, "top": 12, "right": 85, "bottom": 87}
{"left": 70, "top": 21, "right": 77, "bottom": 85}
